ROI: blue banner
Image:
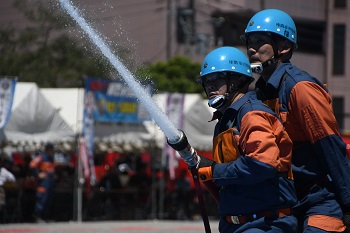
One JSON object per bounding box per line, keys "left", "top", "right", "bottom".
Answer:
{"left": 0, "top": 77, "right": 16, "bottom": 129}
{"left": 85, "top": 77, "right": 152, "bottom": 123}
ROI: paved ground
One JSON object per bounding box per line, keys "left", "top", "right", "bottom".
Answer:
{"left": 0, "top": 220, "right": 220, "bottom": 233}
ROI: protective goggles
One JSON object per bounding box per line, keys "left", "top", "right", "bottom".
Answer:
{"left": 197, "top": 72, "right": 229, "bottom": 85}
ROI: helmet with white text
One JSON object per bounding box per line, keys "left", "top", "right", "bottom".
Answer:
{"left": 241, "top": 9, "right": 297, "bottom": 45}
{"left": 198, "top": 47, "right": 253, "bottom": 109}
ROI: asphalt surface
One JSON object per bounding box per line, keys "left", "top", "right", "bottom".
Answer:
{"left": 0, "top": 220, "right": 220, "bottom": 233}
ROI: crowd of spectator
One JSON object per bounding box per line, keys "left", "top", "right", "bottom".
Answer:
{"left": 0, "top": 144, "right": 215, "bottom": 223}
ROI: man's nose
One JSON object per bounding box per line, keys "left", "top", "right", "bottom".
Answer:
{"left": 206, "top": 84, "right": 216, "bottom": 92}
{"left": 247, "top": 47, "right": 257, "bottom": 58}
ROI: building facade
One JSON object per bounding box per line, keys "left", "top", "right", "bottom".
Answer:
{"left": 0, "top": 0, "right": 349, "bottom": 132}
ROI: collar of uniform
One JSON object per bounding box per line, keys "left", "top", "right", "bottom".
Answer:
{"left": 267, "top": 62, "right": 291, "bottom": 90}
{"left": 219, "top": 91, "right": 255, "bottom": 129}
{"left": 255, "top": 77, "right": 267, "bottom": 91}
{"left": 222, "top": 91, "right": 256, "bottom": 118}
{"left": 209, "top": 92, "right": 255, "bottom": 122}
{"left": 255, "top": 62, "right": 292, "bottom": 99}
{"left": 209, "top": 110, "right": 222, "bottom": 122}
{"left": 227, "top": 91, "right": 254, "bottom": 112}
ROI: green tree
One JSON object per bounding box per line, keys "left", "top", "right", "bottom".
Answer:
{"left": 0, "top": 0, "right": 135, "bottom": 87}
{"left": 0, "top": 26, "right": 113, "bottom": 87}
{"left": 137, "top": 56, "right": 203, "bottom": 93}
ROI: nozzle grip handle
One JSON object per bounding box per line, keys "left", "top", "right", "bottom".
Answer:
{"left": 167, "top": 130, "right": 199, "bottom": 167}
{"left": 167, "top": 130, "right": 189, "bottom": 151}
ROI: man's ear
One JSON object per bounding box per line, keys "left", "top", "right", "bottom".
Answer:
{"left": 279, "top": 40, "right": 292, "bottom": 54}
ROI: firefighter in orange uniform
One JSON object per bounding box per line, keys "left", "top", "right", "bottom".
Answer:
{"left": 241, "top": 8, "right": 350, "bottom": 233}
{"left": 30, "top": 143, "right": 56, "bottom": 222}
{"left": 169, "top": 47, "right": 298, "bottom": 233}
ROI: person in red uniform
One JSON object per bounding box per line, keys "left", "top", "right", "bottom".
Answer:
{"left": 169, "top": 46, "right": 298, "bottom": 233}
{"left": 241, "top": 8, "right": 350, "bottom": 233}
{"left": 30, "top": 143, "right": 56, "bottom": 222}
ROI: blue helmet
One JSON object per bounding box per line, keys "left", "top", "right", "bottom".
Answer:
{"left": 198, "top": 47, "right": 253, "bottom": 81}
{"left": 241, "top": 9, "right": 297, "bottom": 44}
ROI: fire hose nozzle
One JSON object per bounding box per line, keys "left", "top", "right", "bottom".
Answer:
{"left": 167, "top": 130, "right": 199, "bottom": 167}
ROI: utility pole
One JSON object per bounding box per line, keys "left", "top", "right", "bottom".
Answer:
{"left": 166, "top": 0, "right": 172, "bottom": 60}
{"left": 260, "top": 0, "right": 265, "bottom": 9}
{"left": 184, "top": 0, "right": 194, "bottom": 55}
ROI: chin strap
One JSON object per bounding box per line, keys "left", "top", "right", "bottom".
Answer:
{"left": 208, "top": 79, "right": 251, "bottom": 109}
{"left": 251, "top": 56, "right": 277, "bottom": 74}
{"left": 208, "top": 93, "right": 229, "bottom": 109}
{"left": 252, "top": 52, "right": 294, "bottom": 74}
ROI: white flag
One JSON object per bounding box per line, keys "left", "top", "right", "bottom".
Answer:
{"left": 166, "top": 93, "right": 185, "bottom": 179}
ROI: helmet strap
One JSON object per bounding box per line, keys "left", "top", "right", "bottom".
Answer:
{"left": 205, "top": 76, "right": 252, "bottom": 109}
{"left": 208, "top": 94, "right": 228, "bottom": 109}
{"left": 252, "top": 37, "right": 292, "bottom": 74}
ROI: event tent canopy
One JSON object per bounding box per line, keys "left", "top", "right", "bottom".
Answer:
{"left": 3, "top": 83, "right": 75, "bottom": 145}
{"left": 2, "top": 82, "right": 216, "bottom": 152}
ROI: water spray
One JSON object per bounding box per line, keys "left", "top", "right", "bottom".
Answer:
{"left": 59, "top": 1, "right": 208, "bottom": 232}
{"left": 58, "top": 0, "right": 199, "bottom": 166}
{"left": 59, "top": 0, "right": 180, "bottom": 142}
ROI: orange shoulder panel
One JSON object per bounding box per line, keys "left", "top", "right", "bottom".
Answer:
{"left": 289, "top": 81, "right": 340, "bottom": 143}
{"left": 239, "top": 110, "right": 293, "bottom": 172}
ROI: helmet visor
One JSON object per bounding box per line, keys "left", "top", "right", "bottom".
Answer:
{"left": 197, "top": 72, "right": 228, "bottom": 85}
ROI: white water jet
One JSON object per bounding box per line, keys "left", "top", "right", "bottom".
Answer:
{"left": 59, "top": 0, "right": 180, "bottom": 142}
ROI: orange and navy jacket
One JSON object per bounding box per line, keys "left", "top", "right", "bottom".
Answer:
{"left": 29, "top": 153, "right": 55, "bottom": 179}
{"left": 255, "top": 62, "right": 350, "bottom": 205}
{"left": 211, "top": 91, "right": 297, "bottom": 215}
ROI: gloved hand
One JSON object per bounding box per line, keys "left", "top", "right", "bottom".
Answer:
{"left": 197, "top": 155, "right": 216, "bottom": 182}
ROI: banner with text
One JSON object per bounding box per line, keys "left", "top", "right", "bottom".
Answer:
{"left": 85, "top": 77, "right": 152, "bottom": 123}
{"left": 0, "top": 77, "right": 16, "bottom": 129}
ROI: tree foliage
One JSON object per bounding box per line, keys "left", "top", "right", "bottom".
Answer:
{"left": 0, "top": 28, "right": 113, "bottom": 87}
{"left": 137, "top": 56, "right": 203, "bottom": 94}
{"left": 0, "top": 0, "right": 120, "bottom": 87}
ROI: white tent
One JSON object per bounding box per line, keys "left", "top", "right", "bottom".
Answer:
{"left": 41, "top": 88, "right": 216, "bottom": 151}
{"left": 4, "top": 83, "right": 75, "bottom": 145}
{"left": 40, "top": 87, "right": 85, "bottom": 135}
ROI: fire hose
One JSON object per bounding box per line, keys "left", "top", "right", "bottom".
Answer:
{"left": 167, "top": 130, "right": 211, "bottom": 233}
